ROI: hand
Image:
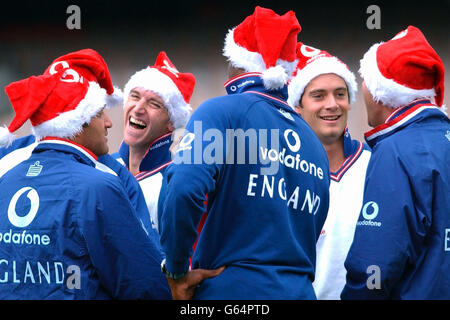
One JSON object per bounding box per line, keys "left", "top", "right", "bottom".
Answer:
{"left": 167, "top": 266, "right": 226, "bottom": 300}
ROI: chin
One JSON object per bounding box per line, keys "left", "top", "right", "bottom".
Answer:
{"left": 123, "top": 135, "right": 138, "bottom": 147}
{"left": 95, "top": 148, "right": 109, "bottom": 157}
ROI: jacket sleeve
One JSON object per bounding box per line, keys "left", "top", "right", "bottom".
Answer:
{"left": 159, "top": 100, "right": 229, "bottom": 275}
{"left": 97, "top": 154, "right": 161, "bottom": 244}
{"left": 81, "top": 177, "right": 171, "bottom": 299}
{"left": 341, "top": 143, "right": 429, "bottom": 299}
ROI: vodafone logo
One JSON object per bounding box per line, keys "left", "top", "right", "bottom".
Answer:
{"left": 161, "top": 59, "right": 180, "bottom": 78}
{"left": 8, "top": 187, "right": 40, "bottom": 228}
{"left": 284, "top": 129, "right": 301, "bottom": 152}
{"left": 391, "top": 29, "right": 408, "bottom": 41}
{"left": 362, "top": 201, "right": 379, "bottom": 220}
{"left": 357, "top": 201, "right": 381, "bottom": 227}
{"left": 300, "top": 44, "right": 321, "bottom": 58}
{"left": 48, "top": 60, "right": 83, "bottom": 83}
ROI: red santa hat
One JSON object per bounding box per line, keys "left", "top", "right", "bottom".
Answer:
{"left": 223, "top": 6, "right": 301, "bottom": 90}
{"left": 287, "top": 42, "right": 357, "bottom": 107}
{"left": 123, "top": 51, "right": 196, "bottom": 129}
{"left": 0, "top": 48, "right": 123, "bottom": 147}
{"left": 359, "top": 25, "right": 445, "bottom": 109}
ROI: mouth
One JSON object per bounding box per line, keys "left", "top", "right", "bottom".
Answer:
{"left": 129, "top": 116, "right": 147, "bottom": 130}
{"left": 319, "top": 115, "right": 341, "bottom": 121}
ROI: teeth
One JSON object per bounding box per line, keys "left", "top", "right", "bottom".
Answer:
{"left": 130, "top": 117, "right": 147, "bottom": 128}
{"left": 321, "top": 115, "right": 340, "bottom": 121}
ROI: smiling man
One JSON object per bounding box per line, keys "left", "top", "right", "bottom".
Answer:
{"left": 112, "top": 51, "right": 195, "bottom": 233}
{"left": 288, "top": 43, "right": 371, "bottom": 300}
{"left": 0, "top": 49, "right": 171, "bottom": 299}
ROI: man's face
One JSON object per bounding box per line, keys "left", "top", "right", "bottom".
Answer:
{"left": 296, "top": 73, "right": 350, "bottom": 145}
{"left": 123, "top": 87, "right": 173, "bottom": 150}
{"left": 79, "top": 108, "right": 112, "bottom": 156}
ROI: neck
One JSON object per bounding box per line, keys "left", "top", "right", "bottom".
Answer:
{"left": 128, "top": 146, "right": 147, "bottom": 176}
{"left": 322, "top": 137, "right": 346, "bottom": 173}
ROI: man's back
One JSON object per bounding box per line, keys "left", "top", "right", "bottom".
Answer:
{"left": 162, "top": 85, "right": 330, "bottom": 299}
{"left": 343, "top": 104, "right": 450, "bottom": 299}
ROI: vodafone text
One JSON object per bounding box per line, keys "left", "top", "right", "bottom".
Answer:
{"left": 175, "top": 121, "right": 325, "bottom": 177}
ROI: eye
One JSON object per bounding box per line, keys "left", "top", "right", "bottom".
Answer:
{"left": 129, "top": 93, "right": 140, "bottom": 100}
{"left": 312, "top": 94, "right": 323, "bottom": 99}
{"left": 336, "top": 90, "right": 348, "bottom": 99}
{"left": 149, "top": 100, "right": 164, "bottom": 109}
{"left": 94, "top": 110, "right": 104, "bottom": 118}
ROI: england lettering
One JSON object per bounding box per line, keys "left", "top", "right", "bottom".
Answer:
{"left": 0, "top": 259, "right": 80, "bottom": 289}
{"left": 445, "top": 228, "right": 450, "bottom": 252}
{"left": 247, "top": 173, "right": 321, "bottom": 214}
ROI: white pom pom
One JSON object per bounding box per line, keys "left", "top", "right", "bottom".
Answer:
{"left": 261, "top": 65, "right": 289, "bottom": 90}
{"left": 106, "top": 86, "right": 124, "bottom": 108}
{"left": 439, "top": 104, "right": 447, "bottom": 116}
{"left": 0, "top": 126, "right": 16, "bottom": 148}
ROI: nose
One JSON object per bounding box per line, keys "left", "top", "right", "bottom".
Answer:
{"left": 324, "top": 94, "right": 339, "bottom": 110}
{"left": 133, "top": 98, "right": 147, "bottom": 113}
{"left": 103, "top": 111, "right": 113, "bottom": 129}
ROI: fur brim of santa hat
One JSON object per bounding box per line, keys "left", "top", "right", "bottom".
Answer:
{"left": 0, "top": 83, "right": 123, "bottom": 147}
{"left": 223, "top": 28, "right": 298, "bottom": 90}
{"left": 287, "top": 56, "right": 358, "bottom": 108}
{"left": 123, "top": 68, "right": 192, "bottom": 129}
{"left": 359, "top": 42, "right": 437, "bottom": 109}
{"left": 31, "top": 82, "right": 122, "bottom": 140}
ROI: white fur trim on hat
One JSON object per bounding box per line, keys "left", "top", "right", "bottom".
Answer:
{"left": 123, "top": 68, "right": 192, "bottom": 129}
{"left": 223, "top": 28, "right": 297, "bottom": 90}
{"left": 31, "top": 81, "right": 112, "bottom": 140}
{"left": 287, "top": 56, "right": 358, "bottom": 108}
{"left": 359, "top": 42, "right": 436, "bottom": 108}
{"left": 106, "top": 86, "right": 124, "bottom": 109}
{"left": 0, "top": 126, "right": 16, "bottom": 148}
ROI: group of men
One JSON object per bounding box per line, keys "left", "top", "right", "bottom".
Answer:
{"left": 0, "top": 6, "right": 448, "bottom": 300}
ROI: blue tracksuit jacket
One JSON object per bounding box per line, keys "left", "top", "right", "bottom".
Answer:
{"left": 0, "top": 138, "right": 171, "bottom": 299}
{"left": 341, "top": 100, "right": 450, "bottom": 299}
{"left": 160, "top": 73, "right": 330, "bottom": 299}
{"left": 112, "top": 133, "right": 173, "bottom": 233}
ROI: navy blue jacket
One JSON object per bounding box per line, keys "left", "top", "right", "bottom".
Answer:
{"left": 341, "top": 100, "right": 450, "bottom": 299}
{"left": 112, "top": 133, "right": 172, "bottom": 233}
{"left": 0, "top": 138, "right": 171, "bottom": 299}
{"left": 160, "top": 73, "right": 330, "bottom": 299}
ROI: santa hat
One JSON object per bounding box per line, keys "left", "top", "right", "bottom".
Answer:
{"left": 223, "top": 6, "right": 301, "bottom": 90}
{"left": 359, "top": 25, "right": 445, "bottom": 109}
{"left": 287, "top": 42, "right": 357, "bottom": 107}
{"left": 0, "top": 48, "right": 123, "bottom": 147}
{"left": 123, "top": 51, "right": 195, "bottom": 129}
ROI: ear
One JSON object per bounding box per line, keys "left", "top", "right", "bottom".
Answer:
{"left": 294, "top": 104, "right": 302, "bottom": 115}
{"left": 167, "top": 121, "right": 175, "bottom": 132}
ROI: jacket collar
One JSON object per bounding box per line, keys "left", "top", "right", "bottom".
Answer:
{"left": 364, "top": 99, "right": 441, "bottom": 148}
{"left": 35, "top": 137, "right": 98, "bottom": 167}
{"left": 224, "top": 72, "right": 289, "bottom": 102}
{"left": 118, "top": 132, "right": 172, "bottom": 179}
{"left": 331, "top": 128, "right": 366, "bottom": 182}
